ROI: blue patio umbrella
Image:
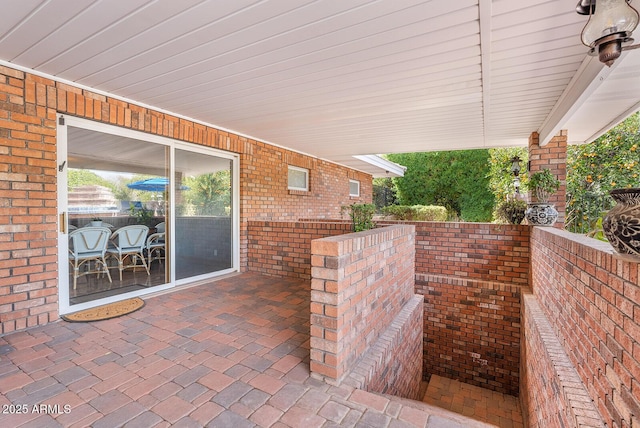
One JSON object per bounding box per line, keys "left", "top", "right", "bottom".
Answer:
{"left": 127, "top": 177, "right": 187, "bottom": 192}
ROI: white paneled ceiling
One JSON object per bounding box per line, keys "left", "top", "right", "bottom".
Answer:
{"left": 1, "top": 0, "right": 639, "bottom": 175}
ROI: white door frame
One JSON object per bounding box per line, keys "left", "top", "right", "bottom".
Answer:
{"left": 57, "top": 116, "right": 240, "bottom": 315}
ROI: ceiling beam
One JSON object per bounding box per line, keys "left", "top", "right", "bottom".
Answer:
{"left": 537, "top": 54, "right": 619, "bottom": 146}
{"left": 352, "top": 155, "right": 406, "bottom": 177}
{"left": 478, "top": 0, "right": 492, "bottom": 146}
{"left": 582, "top": 99, "right": 640, "bottom": 144}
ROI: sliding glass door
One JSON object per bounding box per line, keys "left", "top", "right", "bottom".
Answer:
{"left": 58, "top": 117, "right": 238, "bottom": 314}
{"left": 174, "top": 149, "right": 233, "bottom": 280}
{"left": 64, "top": 126, "right": 170, "bottom": 306}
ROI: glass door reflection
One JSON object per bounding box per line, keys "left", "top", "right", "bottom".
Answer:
{"left": 174, "top": 149, "right": 233, "bottom": 280}
{"left": 66, "top": 126, "right": 169, "bottom": 305}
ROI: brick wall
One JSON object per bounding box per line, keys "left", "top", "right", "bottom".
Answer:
{"left": 249, "top": 219, "right": 523, "bottom": 395}
{"left": 0, "top": 64, "right": 372, "bottom": 334}
{"left": 309, "top": 225, "right": 423, "bottom": 399}
{"left": 416, "top": 274, "right": 522, "bottom": 395}
{"left": 343, "top": 295, "right": 424, "bottom": 399}
{"left": 381, "top": 221, "right": 530, "bottom": 285}
{"left": 241, "top": 144, "right": 371, "bottom": 221}
{"left": 520, "top": 293, "right": 604, "bottom": 427}
{"left": 247, "top": 221, "right": 353, "bottom": 279}
{"left": 257, "top": 220, "right": 529, "bottom": 395}
{"left": 528, "top": 131, "right": 567, "bottom": 225}
{"left": 250, "top": 221, "right": 530, "bottom": 286}
{"left": 531, "top": 227, "right": 640, "bottom": 427}
{"left": 380, "top": 221, "right": 529, "bottom": 395}
{"left": 0, "top": 68, "right": 58, "bottom": 333}
{"left": 247, "top": 220, "right": 424, "bottom": 397}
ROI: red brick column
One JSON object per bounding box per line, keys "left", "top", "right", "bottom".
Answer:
{"left": 528, "top": 131, "right": 567, "bottom": 226}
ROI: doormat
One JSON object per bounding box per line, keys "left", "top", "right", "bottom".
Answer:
{"left": 61, "top": 297, "right": 145, "bottom": 322}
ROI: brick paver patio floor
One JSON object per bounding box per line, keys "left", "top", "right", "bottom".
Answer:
{"left": 423, "top": 375, "right": 523, "bottom": 428}
{"left": 1, "top": 272, "right": 500, "bottom": 427}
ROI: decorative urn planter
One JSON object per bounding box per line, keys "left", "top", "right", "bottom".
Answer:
{"left": 525, "top": 168, "right": 561, "bottom": 227}
{"left": 525, "top": 203, "right": 559, "bottom": 227}
{"left": 602, "top": 188, "right": 640, "bottom": 257}
{"left": 90, "top": 220, "right": 103, "bottom": 227}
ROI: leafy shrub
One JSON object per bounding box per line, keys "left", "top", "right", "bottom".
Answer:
{"left": 566, "top": 112, "right": 640, "bottom": 234}
{"left": 495, "top": 199, "right": 527, "bottom": 224}
{"left": 341, "top": 203, "right": 376, "bottom": 232}
{"left": 413, "top": 205, "right": 448, "bottom": 221}
{"left": 130, "top": 205, "right": 155, "bottom": 227}
{"left": 386, "top": 150, "right": 494, "bottom": 222}
{"left": 382, "top": 205, "right": 415, "bottom": 220}
{"left": 382, "top": 205, "right": 447, "bottom": 221}
{"left": 528, "top": 169, "right": 560, "bottom": 203}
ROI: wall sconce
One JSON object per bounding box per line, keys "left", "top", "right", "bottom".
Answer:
{"left": 578, "top": 0, "right": 639, "bottom": 66}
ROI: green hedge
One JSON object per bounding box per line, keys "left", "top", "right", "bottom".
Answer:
{"left": 382, "top": 205, "right": 447, "bottom": 221}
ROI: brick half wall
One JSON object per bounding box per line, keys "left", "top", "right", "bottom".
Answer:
{"left": 309, "top": 225, "right": 423, "bottom": 399}
{"left": 254, "top": 220, "right": 530, "bottom": 396}
{"left": 247, "top": 221, "right": 353, "bottom": 279}
{"left": 520, "top": 293, "right": 604, "bottom": 427}
{"left": 380, "top": 221, "right": 530, "bottom": 285}
{"left": 531, "top": 227, "right": 640, "bottom": 427}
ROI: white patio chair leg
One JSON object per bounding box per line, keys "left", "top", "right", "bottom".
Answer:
{"left": 101, "top": 257, "right": 112, "bottom": 283}
{"left": 139, "top": 253, "right": 150, "bottom": 275}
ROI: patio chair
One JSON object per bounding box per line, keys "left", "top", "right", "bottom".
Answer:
{"left": 68, "top": 226, "right": 112, "bottom": 290}
{"left": 106, "top": 225, "right": 150, "bottom": 281}
{"left": 146, "top": 231, "right": 165, "bottom": 267}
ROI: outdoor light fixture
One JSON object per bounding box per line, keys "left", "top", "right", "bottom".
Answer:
{"left": 510, "top": 156, "right": 522, "bottom": 194}
{"left": 513, "top": 177, "right": 521, "bottom": 194}
{"left": 578, "top": 0, "right": 640, "bottom": 66}
{"left": 510, "top": 156, "right": 522, "bottom": 177}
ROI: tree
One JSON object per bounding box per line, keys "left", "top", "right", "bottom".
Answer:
{"left": 372, "top": 177, "right": 398, "bottom": 210}
{"left": 183, "top": 170, "right": 231, "bottom": 216}
{"left": 386, "top": 150, "right": 494, "bottom": 222}
{"left": 487, "top": 147, "right": 529, "bottom": 202}
{"left": 67, "top": 169, "right": 113, "bottom": 190}
{"left": 566, "top": 112, "right": 640, "bottom": 234}
{"left": 487, "top": 147, "right": 529, "bottom": 223}
{"left": 111, "top": 176, "right": 135, "bottom": 202}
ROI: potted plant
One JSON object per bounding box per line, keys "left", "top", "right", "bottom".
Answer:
{"left": 525, "top": 168, "right": 561, "bottom": 226}
{"left": 602, "top": 188, "right": 640, "bottom": 258}
{"left": 130, "top": 205, "right": 155, "bottom": 227}
{"left": 90, "top": 217, "right": 103, "bottom": 227}
{"left": 496, "top": 198, "right": 527, "bottom": 225}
